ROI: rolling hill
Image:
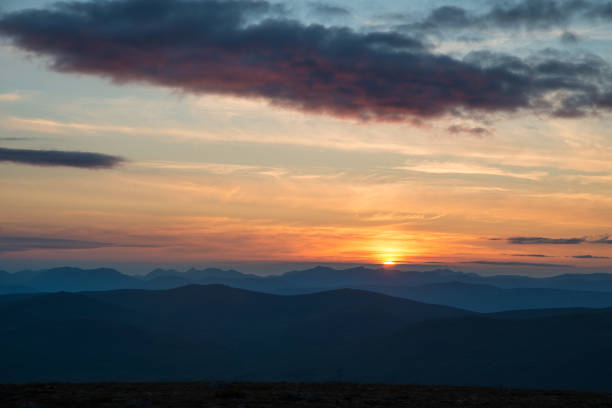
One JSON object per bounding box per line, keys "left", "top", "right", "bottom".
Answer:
{"left": 2, "top": 284, "right": 612, "bottom": 391}
{"left": 0, "top": 285, "right": 471, "bottom": 383}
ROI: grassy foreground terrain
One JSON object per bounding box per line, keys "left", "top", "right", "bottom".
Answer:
{"left": 2, "top": 382, "right": 612, "bottom": 408}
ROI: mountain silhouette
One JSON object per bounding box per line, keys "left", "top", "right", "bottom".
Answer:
{"left": 145, "top": 267, "right": 252, "bottom": 281}
{"left": 5, "top": 265, "right": 612, "bottom": 311}
{"left": 26, "top": 267, "right": 141, "bottom": 292}
{"left": 353, "top": 281, "right": 612, "bottom": 312}
{"left": 0, "top": 285, "right": 470, "bottom": 383}
{"left": 2, "top": 284, "right": 612, "bottom": 391}
{"left": 0, "top": 267, "right": 140, "bottom": 292}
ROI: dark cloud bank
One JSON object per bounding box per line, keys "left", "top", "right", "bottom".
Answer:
{"left": 506, "top": 236, "right": 612, "bottom": 245}
{"left": 1, "top": 0, "right": 612, "bottom": 121}
{"left": 0, "top": 147, "right": 124, "bottom": 168}
{"left": 508, "top": 236, "right": 586, "bottom": 244}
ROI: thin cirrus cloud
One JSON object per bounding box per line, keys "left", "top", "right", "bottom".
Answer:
{"left": 0, "top": 236, "right": 158, "bottom": 253}
{"left": 0, "top": 147, "right": 125, "bottom": 169}
{"left": 463, "top": 260, "right": 571, "bottom": 267}
{"left": 572, "top": 255, "right": 611, "bottom": 259}
{"left": 398, "top": 162, "right": 546, "bottom": 180}
{"left": 1, "top": 0, "right": 612, "bottom": 121}
{"left": 0, "top": 236, "right": 114, "bottom": 253}
{"left": 0, "top": 137, "right": 30, "bottom": 141}
{"left": 509, "top": 254, "right": 551, "bottom": 258}
{"left": 0, "top": 93, "right": 21, "bottom": 102}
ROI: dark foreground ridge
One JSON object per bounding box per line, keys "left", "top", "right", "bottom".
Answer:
{"left": 2, "top": 382, "right": 612, "bottom": 408}
{"left": 4, "top": 284, "right": 612, "bottom": 391}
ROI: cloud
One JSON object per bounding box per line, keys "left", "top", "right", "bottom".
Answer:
{"left": 0, "top": 236, "right": 158, "bottom": 253}
{"left": 509, "top": 254, "right": 551, "bottom": 258}
{"left": 506, "top": 236, "right": 612, "bottom": 245}
{"left": 0, "top": 93, "right": 21, "bottom": 102}
{"left": 308, "top": 2, "right": 350, "bottom": 17}
{"left": 482, "top": 0, "right": 587, "bottom": 29}
{"left": 0, "top": 236, "right": 114, "bottom": 252}
{"left": 464, "top": 260, "right": 571, "bottom": 267}
{"left": 447, "top": 125, "right": 491, "bottom": 137}
{"left": 1, "top": 0, "right": 612, "bottom": 121}
{"left": 572, "top": 254, "right": 611, "bottom": 259}
{"left": 0, "top": 147, "right": 125, "bottom": 168}
{"left": 398, "top": 162, "right": 546, "bottom": 180}
{"left": 591, "top": 236, "right": 612, "bottom": 244}
{"left": 0, "top": 137, "right": 30, "bottom": 141}
{"left": 404, "top": 0, "right": 610, "bottom": 32}
{"left": 560, "top": 30, "right": 580, "bottom": 44}
{"left": 507, "top": 236, "right": 586, "bottom": 244}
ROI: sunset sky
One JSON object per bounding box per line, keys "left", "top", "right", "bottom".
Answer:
{"left": 1, "top": 0, "right": 612, "bottom": 275}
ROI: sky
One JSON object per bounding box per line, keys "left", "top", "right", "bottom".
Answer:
{"left": 1, "top": 0, "right": 612, "bottom": 275}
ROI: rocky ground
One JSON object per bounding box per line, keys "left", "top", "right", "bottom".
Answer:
{"left": 2, "top": 382, "right": 612, "bottom": 407}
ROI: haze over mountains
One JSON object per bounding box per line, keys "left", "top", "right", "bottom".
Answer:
{"left": 3, "top": 284, "right": 612, "bottom": 391}
{"left": 4, "top": 265, "right": 612, "bottom": 312}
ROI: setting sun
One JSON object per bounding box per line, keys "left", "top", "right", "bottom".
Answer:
{"left": 383, "top": 261, "right": 396, "bottom": 265}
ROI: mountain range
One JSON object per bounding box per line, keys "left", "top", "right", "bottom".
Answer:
{"left": 4, "top": 265, "right": 612, "bottom": 312}
{"left": 2, "top": 284, "right": 612, "bottom": 391}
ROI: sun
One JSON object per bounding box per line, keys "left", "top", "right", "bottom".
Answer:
{"left": 383, "top": 260, "right": 396, "bottom": 265}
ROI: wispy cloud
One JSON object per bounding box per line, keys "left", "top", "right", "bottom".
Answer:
{"left": 0, "top": 137, "right": 29, "bottom": 141}
{"left": 509, "top": 254, "right": 551, "bottom": 258}
{"left": 572, "top": 254, "right": 611, "bottom": 259}
{"left": 398, "top": 162, "right": 546, "bottom": 180}
{"left": 0, "top": 147, "right": 125, "bottom": 169}
{"left": 136, "top": 160, "right": 287, "bottom": 177}
{"left": 591, "top": 236, "right": 612, "bottom": 244}
{"left": 397, "top": 0, "right": 612, "bottom": 32}
{"left": 0, "top": 236, "right": 158, "bottom": 253}
{"left": 0, "top": 93, "right": 20, "bottom": 102}
{"left": 0, "top": 236, "right": 114, "bottom": 253}
{"left": 3, "top": 117, "right": 149, "bottom": 136}
{"left": 464, "top": 260, "right": 571, "bottom": 267}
